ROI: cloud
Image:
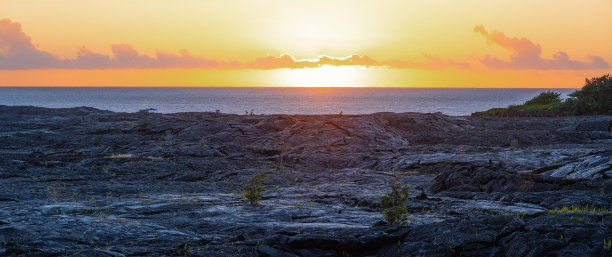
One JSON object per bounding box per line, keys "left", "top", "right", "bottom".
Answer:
{"left": 474, "top": 25, "right": 609, "bottom": 70}
{"left": 0, "top": 19, "right": 58, "bottom": 69}
{"left": 63, "top": 45, "right": 224, "bottom": 69}
{"left": 0, "top": 18, "right": 234, "bottom": 70}
{"left": 0, "top": 18, "right": 468, "bottom": 70}
{"left": 243, "top": 54, "right": 380, "bottom": 69}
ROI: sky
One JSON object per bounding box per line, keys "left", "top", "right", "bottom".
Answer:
{"left": 0, "top": 0, "right": 611, "bottom": 87}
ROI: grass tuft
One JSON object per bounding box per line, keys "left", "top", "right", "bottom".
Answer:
{"left": 241, "top": 172, "right": 267, "bottom": 205}
{"left": 548, "top": 204, "right": 612, "bottom": 215}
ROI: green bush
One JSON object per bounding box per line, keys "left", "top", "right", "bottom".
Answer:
{"left": 382, "top": 206, "right": 409, "bottom": 225}
{"left": 479, "top": 108, "right": 509, "bottom": 117}
{"left": 381, "top": 180, "right": 411, "bottom": 208}
{"left": 475, "top": 74, "right": 612, "bottom": 117}
{"left": 380, "top": 179, "right": 411, "bottom": 225}
{"left": 566, "top": 74, "right": 612, "bottom": 115}
{"left": 241, "top": 172, "right": 267, "bottom": 205}
{"left": 523, "top": 91, "right": 562, "bottom": 106}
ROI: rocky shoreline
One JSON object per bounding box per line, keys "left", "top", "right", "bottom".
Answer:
{"left": 0, "top": 105, "right": 611, "bottom": 256}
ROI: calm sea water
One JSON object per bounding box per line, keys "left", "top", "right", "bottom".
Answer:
{"left": 0, "top": 87, "right": 575, "bottom": 116}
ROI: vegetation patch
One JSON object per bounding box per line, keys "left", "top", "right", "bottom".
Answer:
{"left": 474, "top": 74, "right": 612, "bottom": 117}
{"left": 380, "top": 179, "right": 411, "bottom": 225}
{"left": 548, "top": 204, "right": 612, "bottom": 215}
{"left": 241, "top": 172, "right": 267, "bottom": 205}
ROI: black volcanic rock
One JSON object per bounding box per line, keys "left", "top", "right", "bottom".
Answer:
{"left": 430, "top": 164, "right": 524, "bottom": 193}
{"left": 0, "top": 105, "right": 610, "bottom": 256}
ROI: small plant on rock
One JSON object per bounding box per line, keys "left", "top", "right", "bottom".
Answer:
{"left": 509, "top": 139, "right": 519, "bottom": 150}
{"left": 241, "top": 172, "right": 267, "bottom": 205}
{"left": 381, "top": 179, "right": 411, "bottom": 225}
{"left": 200, "top": 137, "right": 206, "bottom": 148}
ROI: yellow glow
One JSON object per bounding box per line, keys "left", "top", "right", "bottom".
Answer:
{"left": 0, "top": 0, "right": 611, "bottom": 87}
{"left": 270, "top": 6, "right": 373, "bottom": 56}
{"left": 271, "top": 66, "right": 365, "bottom": 87}
{"left": 0, "top": 68, "right": 602, "bottom": 88}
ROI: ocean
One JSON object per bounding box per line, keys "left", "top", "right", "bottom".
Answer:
{"left": 0, "top": 87, "right": 575, "bottom": 116}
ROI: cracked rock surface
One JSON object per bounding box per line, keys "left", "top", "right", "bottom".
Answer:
{"left": 0, "top": 105, "right": 611, "bottom": 256}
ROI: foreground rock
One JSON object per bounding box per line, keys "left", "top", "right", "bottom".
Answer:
{"left": 0, "top": 105, "right": 611, "bottom": 256}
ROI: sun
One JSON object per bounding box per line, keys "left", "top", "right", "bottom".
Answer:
{"left": 271, "top": 65, "right": 366, "bottom": 87}
{"left": 268, "top": 3, "right": 372, "bottom": 55}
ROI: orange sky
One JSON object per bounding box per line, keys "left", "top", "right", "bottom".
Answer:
{"left": 1, "top": 0, "right": 611, "bottom": 87}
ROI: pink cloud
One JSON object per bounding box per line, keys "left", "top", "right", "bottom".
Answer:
{"left": 0, "top": 19, "right": 58, "bottom": 69}
{"left": 0, "top": 18, "right": 470, "bottom": 70}
{"left": 0, "top": 18, "right": 233, "bottom": 70}
{"left": 474, "top": 25, "right": 609, "bottom": 70}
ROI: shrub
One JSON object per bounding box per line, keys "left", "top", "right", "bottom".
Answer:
{"left": 566, "top": 74, "right": 612, "bottom": 115}
{"left": 523, "top": 91, "right": 562, "bottom": 106}
{"left": 381, "top": 180, "right": 411, "bottom": 208}
{"left": 479, "top": 108, "right": 509, "bottom": 117}
{"left": 383, "top": 206, "right": 409, "bottom": 225}
{"left": 380, "top": 179, "right": 411, "bottom": 225}
{"left": 474, "top": 74, "right": 612, "bottom": 117}
{"left": 242, "top": 172, "right": 267, "bottom": 205}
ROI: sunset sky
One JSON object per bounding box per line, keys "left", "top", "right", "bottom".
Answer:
{"left": 1, "top": 0, "right": 611, "bottom": 87}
